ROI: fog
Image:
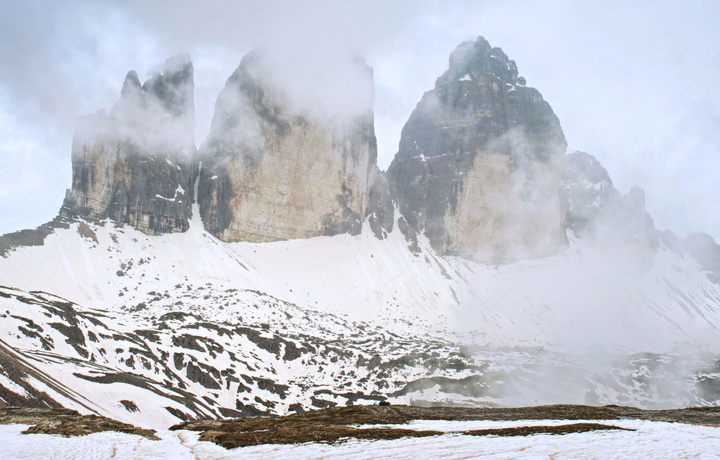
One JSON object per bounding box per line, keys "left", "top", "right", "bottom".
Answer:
{"left": 1, "top": 0, "right": 719, "bottom": 241}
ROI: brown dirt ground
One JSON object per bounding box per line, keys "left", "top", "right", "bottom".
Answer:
{"left": 170, "top": 404, "right": 682, "bottom": 448}
{"left": 4, "top": 403, "right": 720, "bottom": 448}
{"left": 0, "top": 407, "right": 158, "bottom": 439}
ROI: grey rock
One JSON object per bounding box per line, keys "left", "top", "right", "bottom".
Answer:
{"left": 0, "top": 220, "right": 69, "bottom": 257}
{"left": 388, "top": 36, "right": 567, "bottom": 262}
{"left": 60, "top": 54, "right": 196, "bottom": 234}
{"left": 561, "top": 151, "right": 622, "bottom": 233}
{"left": 683, "top": 233, "right": 720, "bottom": 283}
{"left": 560, "top": 151, "right": 657, "bottom": 250}
{"left": 366, "top": 167, "right": 394, "bottom": 239}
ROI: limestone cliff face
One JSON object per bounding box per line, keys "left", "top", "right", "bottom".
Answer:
{"left": 388, "top": 36, "right": 567, "bottom": 262}
{"left": 197, "top": 50, "right": 391, "bottom": 242}
{"left": 60, "top": 54, "right": 195, "bottom": 234}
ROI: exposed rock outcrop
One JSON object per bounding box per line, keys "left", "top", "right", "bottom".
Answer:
{"left": 197, "top": 50, "right": 389, "bottom": 242}
{"left": 682, "top": 233, "right": 720, "bottom": 283}
{"left": 561, "top": 151, "right": 622, "bottom": 233}
{"left": 0, "top": 220, "right": 69, "bottom": 257}
{"left": 60, "top": 54, "right": 196, "bottom": 234}
{"left": 560, "top": 151, "right": 657, "bottom": 249}
{"left": 388, "top": 36, "right": 567, "bottom": 262}
{"left": 366, "top": 168, "right": 394, "bottom": 239}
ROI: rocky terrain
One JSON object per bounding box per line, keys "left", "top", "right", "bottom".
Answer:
{"left": 387, "top": 36, "right": 567, "bottom": 262}
{"left": 1, "top": 35, "right": 720, "bottom": 434}
{"left": 0, "top": 407, "right": 156, "bottom": 439}
{"left": 2, "top": 213, "right": 720, "bottom": 429}
{"left": 196, "top": 50, "right": 392, "bottom": 243}
{"left": 561, "top": 151, "right": 657, "bottom": 250}
{"left": 60, "top": 54, "right": 196, "bottom": 235}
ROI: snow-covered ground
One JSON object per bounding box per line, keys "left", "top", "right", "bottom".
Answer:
{"left": 2, "top": 212, "right": 720, "bottom": 426}
{"left": 2, "top": 419, "right": 719, "bottom": 459}
{"left": 3, "top": 213, "right": 720, "bottom": 353}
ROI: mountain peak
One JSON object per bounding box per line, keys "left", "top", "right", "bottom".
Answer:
{"left": 438, "top": 36, "right": 521, "bottom": 87}
{"left": 388, "top": 36, "right": 566, "bottom": 262}
{"left": 120, "top": 70, "right": 142, "bottom": 99}
{"left": 60, "top": 55, "right": 196, "bottom": 235}
{"left": 197, "top": 47, "right": 391, "bottom": 243}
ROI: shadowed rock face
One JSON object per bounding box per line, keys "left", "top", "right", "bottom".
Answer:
{"left": 197, "top": 50, "right": 391, "bottom": 242}
{"left": 60, "top": 54, "right": 195, "bottom": 234}
{"left": 683, "top": 233, "right": 720, "bottom": 283}
{"left": 561, "top": 151, "right": 623, "bottom": 234}
{"left": 388, "top": 36, "right": 567, "bottom": 262}
{"left": 561, "top": 151, "right": 657, "bottom": 251}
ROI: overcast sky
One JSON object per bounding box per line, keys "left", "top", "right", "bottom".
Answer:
{"left": 1, "top": 0, "right": 719, "bottom": 241}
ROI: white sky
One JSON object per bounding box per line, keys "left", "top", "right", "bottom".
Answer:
{"left": 1, "top": 0, "right": 719, "bottom": 241}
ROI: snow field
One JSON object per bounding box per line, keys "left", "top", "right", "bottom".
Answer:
{"left": 1, "top": 419, "right": 719, "bottom": 460}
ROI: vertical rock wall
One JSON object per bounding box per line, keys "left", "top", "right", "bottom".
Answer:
{"left": 60, "top": 54, "right": 195, "bottom": 234}
{"left": 197, "top": 51, "right": 389, "bottom": 242}
{"left": 388, "top": 36, "right": 567, "bottom": 262}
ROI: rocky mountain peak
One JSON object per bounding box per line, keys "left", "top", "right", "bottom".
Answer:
{"left": 388, "top": 36, "right": 567, "bottom": 262}
{"left": 110, "top": 53, "right": 194, "bottom": 150}
{"left": 120, "top": 71, "right": 142, "bottom": 99}
{"left": 560, "top": 151, "right": 657, "bottom": 266}
{"left": 59, "top": 55, "right": 196, "bottom": 235}
{"left": 438, "top": 36, "right": 521, "bottom": 87}
{"left": 197, "top": 48, "right": 392, "bottom": 243}
{"left": 140, "top": 52, "right": 194, "bottom": 121}
{"left": 561, "top": 151, "right": 622, "bottom": 232}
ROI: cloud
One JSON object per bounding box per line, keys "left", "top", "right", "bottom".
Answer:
{"left": 1, "top": 0, "right": 719, "bottom": 242}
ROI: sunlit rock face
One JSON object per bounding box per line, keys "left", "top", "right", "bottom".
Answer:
{"left": 197, "top": 49, "right": 390, "bottom": 242}
{"left": 387, "top": 36, "right": 567, "bottom": 262}
{"left": 60, "top": 54, "right": 195, "bottom": 234}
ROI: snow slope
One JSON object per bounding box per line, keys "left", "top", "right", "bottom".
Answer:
{"left": 1, "top": 212, "right": 720, "bottom": 427}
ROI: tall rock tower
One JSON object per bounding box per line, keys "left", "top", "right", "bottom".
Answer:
{"left": 61, "top": 54, "right": 195, "bottom": 234}
{"left": 196, "top": 49, "right": 389, "bottom": 242}
{"left": 388, "top": 36, "right": 567, "bottom": 262}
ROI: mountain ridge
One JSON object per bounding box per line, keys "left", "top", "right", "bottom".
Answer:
{"left": 1, "top": 36, "right": 720, "bottom": 428}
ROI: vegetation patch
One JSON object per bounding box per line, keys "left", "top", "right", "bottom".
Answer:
{"left": 170, "top": 404, "right": 644, "bottom": 448}
{"left": 0, "top": 408, "right": 157, "bottom": 439}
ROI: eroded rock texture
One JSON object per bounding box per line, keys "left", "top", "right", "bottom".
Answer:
{"left": 197, "top": 50, "right": 391, "bottom": 242}
{"left": 60, "top": 54, "right": 195, "bottom": 234}
{"left": 388, "top": 36, "right": 567, "bottom": 262}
